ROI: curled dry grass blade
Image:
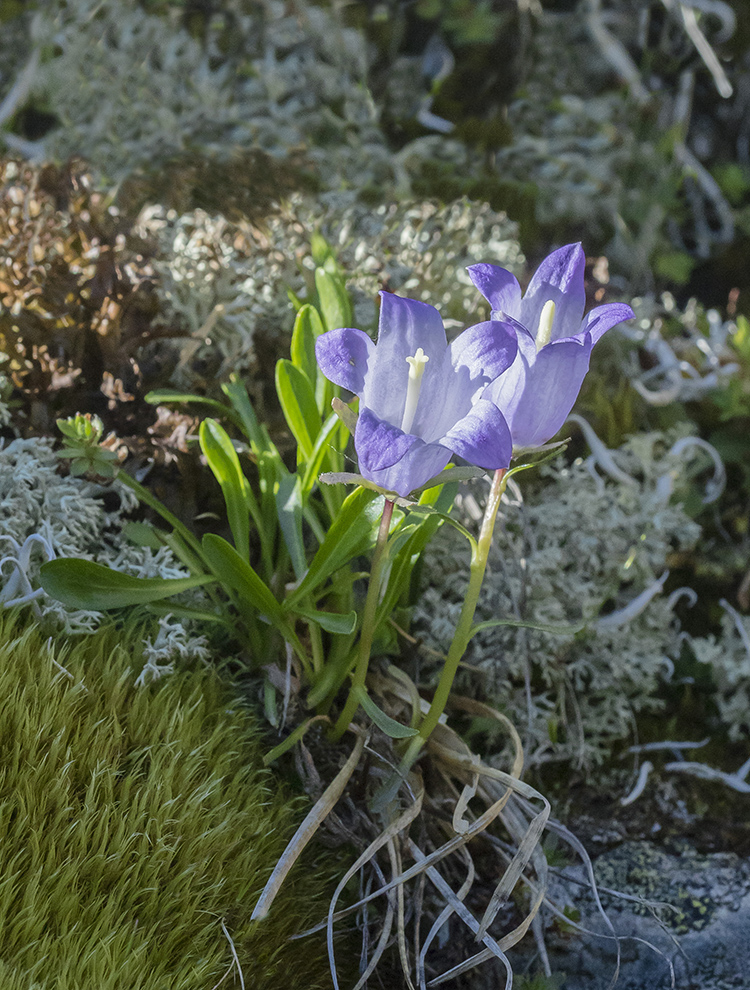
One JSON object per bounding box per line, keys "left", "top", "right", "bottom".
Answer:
{"left": 417, "top": 843, "right": 476, "bottom": 990}
{"left": 251, "top": 729, "right": 367, "bottom": 923}
{"left": 260, "top": 660, "right": 556, "bottom": 988}
{"left": 325, "top": 772, "right": 426, "bottom": 988}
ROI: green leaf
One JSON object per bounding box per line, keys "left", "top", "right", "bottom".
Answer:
{"left": 354, "top": 687, "right": 418, "bottom": 738}
{"left": 285, "top": 487, "right": 382, "bottom": 605}
{"left": 331, "top": 397, "right": 357, "bottom": 433}
{"left": 414, "top": 465, "right": 488, "bottom": 491}
{"left": 201, "top": 534, "right": 284, "bottom": 625}
{"left": 122, "top": 521, "right": 165, "bottom": 550}
{"left": 314, "top": 267, "right": 352, "bottom": 333}
{"left": 507, "top": 443, "right": 568, "bottom": 480}
{"left": 310, "top": 231, "right": 334, "bottom": 268}
{"left": 733, "top": 314, "right": 750, "bottom": 361}
{"left": 221, "top": 376, "right": 273, "bottom": 455}
{"left": 199, "top": 419, "right": 251, "bottom": 561}
{"left": 275, "top": 359, "right": 322, "bottom": 460}
{"left": 292, "top": 607, "right": 357, "bottom": 635}
{"left": 290, "top": 304, "right": 325, "bottom": 387}
{"left": 263, "top": 714, "right": 331, "bottom": 765}
{"left": 145, "top": 389, "right": 241, "bottom": 426}
{"left": 40, "top": 559, "right": 214, "bottom": 610}
{"left": 470, "top": 617, "right": 585, "bottom": 639}
{"left": 375, "top": 483, "right": 458, "bottom": 623}
{"left": 301, "top": 411, "right": 347, "bottom": 496}
{"left": 275, "top": 472, "right": 306, "bottom": 581}
{"left": 405, "top": 502, "right": 475, "bottom": 548}
{"left": 146, "top": 602, "right": 226, "bottom": 624}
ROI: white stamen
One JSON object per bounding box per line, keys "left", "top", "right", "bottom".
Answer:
{"left": 401, "top": 347, "right": 429, "bottom": 433}
{"left": 536, "top": 299, "right": 556, "bottom": 351}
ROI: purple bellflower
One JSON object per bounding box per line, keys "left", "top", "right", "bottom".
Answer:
{"left": 315, "top": 291, "right": 519, "bottom": 498}
{"left": 467, "top": 243, "right": 634, "bottom": 449}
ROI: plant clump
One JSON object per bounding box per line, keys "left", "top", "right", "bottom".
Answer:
{"left": 0, "top": 158, "right": 159, "bottom": 430}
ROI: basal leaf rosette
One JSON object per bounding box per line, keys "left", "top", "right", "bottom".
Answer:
{"left": 315, "top": 292, "right": 518, "bottom": 498}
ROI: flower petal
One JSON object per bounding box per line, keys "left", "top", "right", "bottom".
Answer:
{"left": 448, "top": 319, "right": 519, "bottom": 383}
{"left": 519, "top": 243, "right": 586, "bottom": 344}
{"left": 315, "top": 327, "right": 374, "bottom": 394}
{"left": 440, "top": 397, "right": 513, "bottom": 470}
{"left": 355, "top": 407, "right": 450, "bottom": 497}
{"left": 466, "top": 264, "right": 522, "bottom": 317}
{"left": 582, "top": 302, "right": 635, "bottom": 344}
{"left": 495, "top": 335, "right": 593, "bottom": 448}
{"left": 415, "top": 320, "right": 519, "bottom": 441}
{"left": 362, "top": 292, "right": 448, "bottom": 424}
{"left": 356, "top": 407, "right": 416, "bottom": 472}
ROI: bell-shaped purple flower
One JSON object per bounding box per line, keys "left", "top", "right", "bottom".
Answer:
{"left": 468, "top": 244, "right": 634, "bottom": 448}
{"left": 315, "top": 292, "right": 519, "bottom": 497}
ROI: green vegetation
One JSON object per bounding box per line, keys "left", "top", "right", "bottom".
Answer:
{"left": 0, "top": 611, "right": 334, "bottom": 989}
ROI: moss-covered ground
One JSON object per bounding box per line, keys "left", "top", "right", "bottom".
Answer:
{"left": 0, "top": 611, "right": 335, "bottom": 990}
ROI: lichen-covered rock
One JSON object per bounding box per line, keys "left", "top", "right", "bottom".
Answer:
{"left": 547, "top": 840, "right": 750, "bottom": 990}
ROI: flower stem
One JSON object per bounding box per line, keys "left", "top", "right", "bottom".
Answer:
{"left": 400, "top": 468, "right": 509, "bottom": 770}
{"left": 330, "top": 498, "right": 395, "bottom": 740}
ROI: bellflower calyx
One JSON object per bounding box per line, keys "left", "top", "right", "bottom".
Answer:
{"left": 315, "top": 292, "right": 518, "bottom": 497}
{"left": 468, "top": 243, "right": 634, "bottom": 448}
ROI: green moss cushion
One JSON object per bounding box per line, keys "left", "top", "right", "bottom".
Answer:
{"left": 0, "top": 613, "right": 333, "bottom": 990}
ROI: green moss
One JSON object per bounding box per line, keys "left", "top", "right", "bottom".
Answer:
{"left": 0, "top": 612, "right": 335, "bottom": 989}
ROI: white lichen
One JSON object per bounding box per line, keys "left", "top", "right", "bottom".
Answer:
{"left": 414, "top": 429, "right": 707, "bottom": 765}
{"left": 138, "top": 196, "right": 523, "bottom": 383}
{"left": 0, "top": 437, "right": 195, "bottom": 643}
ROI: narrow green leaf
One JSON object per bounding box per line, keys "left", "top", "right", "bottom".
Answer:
{"left": 201, "top": 534, "right": 283, "bottom": 624}
{"left": 293, "top": 607, "right": 357, "bottom": 635}
{"left": 470, "top": 618, "right": 585, "bottom": 638}
{"left": 122, "top": 520, "right": 164, "bottom": 550}
{"left": 285, "top": 487, "right": 382, "bottom": 606}
{"left": 275, "top": 359, "right": 322, "bottom": 460}
{"left": 199, "top": 419, "right": 250, "bottom": 561}
{"left": 506, "top": 442, "right": 568, "bottom": 479}
{"left": 221, "top": 376, "right": 273, "bottom": 454}
{"left": 375, "top": 497, "right": 454, "bottom": 623}
{"left": 40, "top": 559, "right": 214, "bottom": 610}
{"left": 275, "top": 472, "right": 306, "bottom": 581}
{"left": 145, "top": 389, "right": 242, "bottom": 427}
{"left": 354, "top": 687, "right": 418, "bottom": 738}
{"left": 263, "top": 715, "right": 331, "bottom": 765}
{"left": 291, "top": 304, "right": 325, "bottom": 385}
{"left": 310, "top": 231, "right": 333, "bottom": 267}
{"left": 405, "top": 503, "right": 476, "bottom": 548}
{"left": 331, "top": 397, "right": 358, "bottom": 433}
{"left": 414, "top": 465, "right": 488, "bottom": 491}
{"left": 146, "top": 602, "right": 226, "bottom": 624}
{"left": 301, "top": 411, "right": 347, "bottom": 496}
{"left": 315, "top": 268, "right": 353, "bottom": 332}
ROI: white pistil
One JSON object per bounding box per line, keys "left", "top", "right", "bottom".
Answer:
{"left": 535, "top": 299, "right": 556, "bottom": 352}
{"left": 401, "top": 347, "right": 429, "bottom": 433}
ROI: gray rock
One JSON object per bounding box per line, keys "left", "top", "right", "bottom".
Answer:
{"left": 545, "top": 841, "right": 750, "bottom": 990}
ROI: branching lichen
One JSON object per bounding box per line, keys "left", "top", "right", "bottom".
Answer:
{"left": 414, "top": 429, "right": 707, "bottom": 765}
{"left": 0, "top": 437, "right": 200, "bottom": 640}
{"left": 140, "top": 195, "right": 522, "bottom": 383}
